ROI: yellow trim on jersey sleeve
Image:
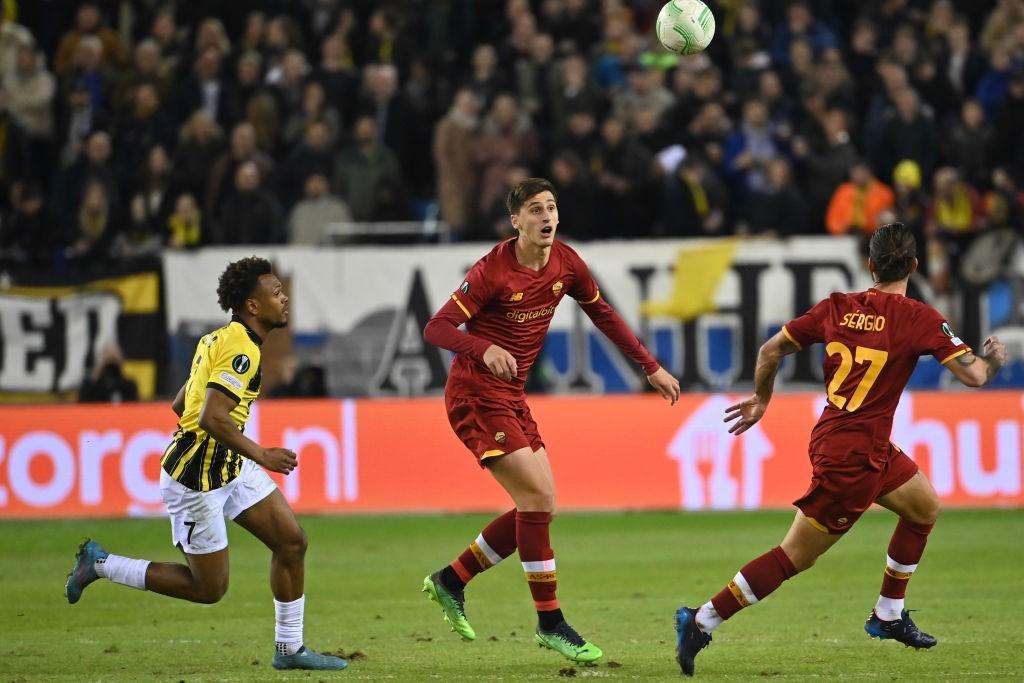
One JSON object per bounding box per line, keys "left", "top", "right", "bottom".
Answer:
{"left": 781, "top": 325, "right": 803, "bottom": 350}
{"left": 451, "top": 293, "right": 472, "bottom": 319}
{"left": 940, "top": 347, "right": 971, "bottom": 365}
{"left": 481, "top": 449, "right": 505, "bottom": 459}
{"left": 580, "top": 289, "right": 601, "bottom": 305}
{"left": 805, "top": 516, "right": 830, "bottom": 534}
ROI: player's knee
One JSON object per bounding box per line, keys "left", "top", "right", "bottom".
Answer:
{"left": 194, "top": 577, "right": 229, "bottom": 604}
{"left": 519, "top": 490, "right": 555, "bottom": 513}
{"left": 277, "top": 526, "right": 308, "bottom": 559}
{"left": 911, "top": 495, "right": 940, "bottom": 525}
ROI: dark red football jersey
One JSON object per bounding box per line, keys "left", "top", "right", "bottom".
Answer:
{"left": 783, "top": 288, "right": 970, "bottom": 460}
{"left": 430, "top": 238, "right": 658, "bottom": 401}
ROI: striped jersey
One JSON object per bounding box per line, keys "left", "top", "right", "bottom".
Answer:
{"left": 161, "top": 316, "right": 262, "bottom": 491}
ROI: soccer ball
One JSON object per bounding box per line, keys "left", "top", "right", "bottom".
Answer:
{"left": 655, "top": 0, "right": 716, "bottom": 56}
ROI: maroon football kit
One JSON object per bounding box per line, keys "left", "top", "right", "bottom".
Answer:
{"left": 782, "top": 288, "right": 970, "bottom": 533}
{"left": 425, "top": 238, "right": 660, "bottom": 463}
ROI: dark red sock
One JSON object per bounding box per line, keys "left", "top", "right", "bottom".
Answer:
{"left": 880, "top": 518, "right": 933, "bottom": 599}
{"left": 516, "top": 511, "right": 558, "bottom": 612}
{"left": 450, "top": 508, "right": 517, "bottom": 584}
{"left": 711, "top": 547, "right": 797, "bottom": 620}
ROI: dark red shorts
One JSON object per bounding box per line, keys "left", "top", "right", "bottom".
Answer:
{"left": 445, "top": 395, "right": 545, "bottom": 466}
{"left": 793, "top": 443, "right": 919, "bottom": 534}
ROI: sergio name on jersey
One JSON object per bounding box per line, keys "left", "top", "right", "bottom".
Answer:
{"left": 161, "top": 316, "right": 263, "bottom": 491}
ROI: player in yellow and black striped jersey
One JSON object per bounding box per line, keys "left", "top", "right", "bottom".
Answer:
{"left": 64, "top": 256, "right": 349, "bottom": 671}
{"left": 161, "top": 312, "right": 265, "bottom": 491}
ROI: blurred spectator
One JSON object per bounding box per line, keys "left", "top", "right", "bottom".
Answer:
{"left": 289, "top": 173, "right": 352, "bottom": 245}
{"left": 173, "top": 46, "right": 236, "bottom": 129}
{"left": 927, "top": 167, "right": 983, "bottom": 290}
{"left": 613, "top": 62, "right": 674, "bottom": 124}
{"left": 280, "top": 120, "right": 335, "bottom": 207}
{"left": 887, "top": 159, "right": 931, "bottom": 271}
{"left": 333, "top": 115, "right": 406, "bottom": 222}
{"left": 66, "top": 180, "right": 118, "bottom": 265}
{"left": 113, "top": 82, "right": 175, "bottom": 187}
{"left": 54, "top": 3, "right": 128, "bottom": 78}
{"left": 462, "top": 44, "right": 508, "bottom": 107}
{"left": 166, "top": 192, "right": 203, "bottom": 248}
{"left": 593, "top": 115, "right": 653, "bottom": 239}
{"left": 547, "top": 150, "right": 595, "bottom": 238}
{"left": 122, "top": 144, "right": 175, "bottom": 251}
{"left": 112, "top": 39, "right": 170, "bottom": 116}
{"left": 62, "top": 35, "right": 111, "bottom": 115}
{"left": 550, "top": 53, "right": 606, "bottom": 137}
{"left": 723, "top": 98, "right": 782, "bottom": 198}
{"left": 944, "top": 99, "right": 994, "bottom": 190}
{"left": 993, "top": 72, "right": 1024, "bottom": 184}
{"left": 771, "top": 1, "right": 837, "bottom": 68}
{"left": 79, "top": 343, "right": 138, "bottom": 403}
{"left": 313, "top": 33, "right": 359, "bottom": 126}
{"left": 4, "top": 42, "right": 55, "bottom": 144}
{"left": 872, "top": 88, "right": 938, "bottom": 184}
{"left": 793, "top": 108, "right": 859, "bottom": 230}
{"left": 0, "top": 15, "right": 34, "bottom": 81}
{"left": 215, "top": 160, "right": 283, "bottom": 244}
{"left": 0, "top": 182, "right": 55, "bottom": 267}
{"left": 283, "top": 80, "right": 341, "bottom": 148}
{"left": 681, "top": 101, "right": 733, "bottom": 168}
{"left": 658, "top": 155, "right": 727, "bottom": 238}
{"left": 826, "top": 161, "right": 895, "bottom": 236}
{"left": 171, "top": 112, "right": 224, "bottom": 208}
{"left": 148, "top": 6, "right": 186, "bottom": 82}
{"left": 205, "top": 121, "right": 275, "bottom": 221}
{"left": 943, "top": 17, "right": 986, "bottom": 98}
{"left": 53, "top": 129, "right": 117, "bottom": 226}
{"left": 477, "top": 93, "right": 540, "bottom": 218}
{"left": 515, "top": 32, "right": 556, "bottom": 127}
{"left": 746, "top": 157, "right": 808, "bottom": 236}
{"left": 434, "top": 88, "right": 481, "bottom": 237}
{"left": 985, "top": 166, "right": 1024, "bottom": 234}
{"left": 976, "top": 45, "right": 1012, "bottom": 121}
{"left": 357, "top": 63, "right": 403, "bottom": 153}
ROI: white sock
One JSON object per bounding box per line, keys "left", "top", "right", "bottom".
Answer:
{"left": 874, "top": 596, "right": 904, "bottom": 622}
{"left": 275, "top": 595, "right": 305, "bottom": 655}
{"left": 94, "top": 554, "right": 150, "bottom": 590}
{"left": 695, "top": 601, "right": 723, "bottom": 633}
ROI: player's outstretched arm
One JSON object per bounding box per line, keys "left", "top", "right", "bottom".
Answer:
{"left": 198, "top": 389, "right": 297, "bottom": 474}
{"left": 724, "top": 330, "right": 799, "bottom": 435}
{"left": 172, "top": 382, "right": 187, "bottom": 417}
{"left": 945, "top": 335, "right": 1007, "bottom": 388}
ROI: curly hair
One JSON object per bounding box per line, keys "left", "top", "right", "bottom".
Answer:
{"left": 869, "top": 222, "right": 916, "bottom": 283}
{"left": 216, "top": 256, "right": 272, "bottom": 312}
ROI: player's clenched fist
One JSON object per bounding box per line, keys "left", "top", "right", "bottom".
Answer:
{"left": 259, "top": 447, "right": 298, "bottom": 474}
{"left": 483, "top": 344, "right": 518, "bottom": 382}
{"left": 983, "top": 335, "right": 1007, "bottom": 366}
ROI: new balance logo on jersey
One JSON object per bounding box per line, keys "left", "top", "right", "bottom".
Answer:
{"left": 510, "top": 292, "right": 524, "bottom": 302}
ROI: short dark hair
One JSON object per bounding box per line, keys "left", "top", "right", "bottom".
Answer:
{"left": 506, "top": 177, "right": 557, "bottom": 214}
{"left": 869, "top": 222, "right": 916, "bottom": 283}
{"left": 217, "top": 256, "right": 272, "bottom": 312}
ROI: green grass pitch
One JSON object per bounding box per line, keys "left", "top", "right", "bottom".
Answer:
{"left": 2, "top": 509, "right": 1022, "bottom": 681}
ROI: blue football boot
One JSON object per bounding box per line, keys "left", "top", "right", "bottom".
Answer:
{"left": 65, "top": 539, "right": 109, "bottom": 604}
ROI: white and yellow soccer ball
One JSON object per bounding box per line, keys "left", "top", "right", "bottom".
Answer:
{"left": 655, "top": 0, "right": 716, "bottom": 56}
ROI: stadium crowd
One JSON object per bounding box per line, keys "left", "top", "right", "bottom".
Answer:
{"left": 0, "top": 0, "right": 1020, "bottom": 294}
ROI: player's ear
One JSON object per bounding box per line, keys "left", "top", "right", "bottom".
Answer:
{"left": 910, "top": 257, "right": 919, "bottom": 275}
{"left": 866, "top": 256, "right": 876, "bottom": 280}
